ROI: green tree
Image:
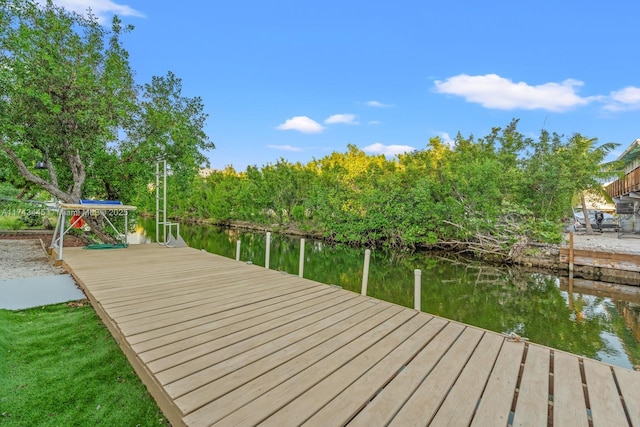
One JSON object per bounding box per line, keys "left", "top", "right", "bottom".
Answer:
{"left": 559, "top": 135, "right": 619, "bottom": 235}
{"left": 520, "top": 130, "right": 567, "bottom": 220}
{"left": 0, "top": 0, "right": 213, "bottom": 238}
{"left": 155, "top": 120, "right": 619, "bottom": 258}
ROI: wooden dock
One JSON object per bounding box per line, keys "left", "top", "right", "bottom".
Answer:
{"left": 60, "top": 244, "right": 640, "bottom": 427}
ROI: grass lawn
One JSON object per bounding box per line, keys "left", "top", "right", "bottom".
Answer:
{"left": 0, "top": 302, "right": 168, "bottom": 426}
{"left": 0, "top": 214, "right": 57, "bottom": 230}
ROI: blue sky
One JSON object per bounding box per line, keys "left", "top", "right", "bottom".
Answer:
{"left": 53, "top": 0, "right": 640, "bottom": 171}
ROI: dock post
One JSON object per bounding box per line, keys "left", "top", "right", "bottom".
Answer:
{"left": 569, "top": 232, "right": 574, "bottom": 273}
{"left": 298, "top": 238, "right": 305, "bottom": 278}
{"left": 361, "top": 249, "right": 371, "bottom": 296}
{"left": 265, "top": 232, "right": 271, "bottom": 269}
{"left": 414, "top": 269, "right": 422, "bottom": 311}
{"left": 568, "top": 271, "right": 575, "bottom": 311}
{"left": 236, "top": 240, "right": 241, "bottom": 261}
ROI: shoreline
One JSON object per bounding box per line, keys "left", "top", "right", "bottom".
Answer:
{"left": 3, "top": 227, "right": 640, "bottom": 286}
{"left": 518, "top": 231, "right": 640, "bottom": 286}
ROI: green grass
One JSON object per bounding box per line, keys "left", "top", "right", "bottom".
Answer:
{"left": 0, "top": 214, "right": 57, "bottom": 230}
{"left": 0, "top": 216, "right": 24, "bottom": 230}
{"left": 0, "top": 303, "right": 168, "bottom": 426}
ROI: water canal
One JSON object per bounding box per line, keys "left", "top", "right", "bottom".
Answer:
{"left": 138, "top": 222, "right": 640, "bottom": 371}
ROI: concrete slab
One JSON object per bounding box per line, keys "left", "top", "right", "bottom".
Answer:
{"left": 0, "top": 274, "right": 85, "bottom": 310}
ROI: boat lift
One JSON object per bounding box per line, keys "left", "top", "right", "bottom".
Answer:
{"left": 50, "top": 200, "right": 137, "bottom": 261}
{"left": 156, "top": 160, "right": 187, "bottom": 248}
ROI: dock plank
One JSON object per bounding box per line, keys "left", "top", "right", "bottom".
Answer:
{"left": 613, "top": 366, "right": 640, "bottom": 426}
{"left": 471, "top": 340, "right": 524, "bottom": 426}
{"left": 348, "top": 322, "right": 465, "bottom": 426}
{"left": 104, "top": 269, "right": 281, "bottom": 314}
{"left": 304, "top": 316, "right": 449, "bottom": 426}
{"left": 181, "top": 304, "right": 399, "bottom": 425}
{"left": 615, "top": 366, "right": 640, "bottom": 426}
{"left": 511, "top": 344, "right": 550, "bottom": 427}
{"left": 139, "top": 290, "right": 354, "bottom": 364}
{"left": 583, "top": 359, "right": 629, "bottom": 426}
{"left": 387, "top": 327, "right": 484, "bottom": 426}
{"left": 162, "top": 297, "right": 376, "bottom": 397}
{"left": 553, "top": 351, "right": 589, "bottom": 427}
{"left": 210, "top": 309, "right": 417, "bottom": 426}
{"left": 260, "top": 314, "right": 435, "bottom": 426}
{"left": 429, "top": 332, "right": 503, "bottom": 426}
{"left": 131, "top": 286, "right": 336, "bottom": 352}
{"left": 152, "top": 293, "right": 362, "bottom": 381}
{"left": 57, "top": 244, "right": 640, "bottom": 427}
{"left": 110, "top": 280, "right": 288, "bottom": 320}
{"left": 118, "top": 281, "right": 320, "bottom": 337}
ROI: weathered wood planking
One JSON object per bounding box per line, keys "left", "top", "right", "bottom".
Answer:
{"left": 553, "top": 351, "right": 589, "bottom": 427}
{"left": 471, "top": 340, "right": 525, "bottom": 426}
{"left": 60, "top": 244, "right": 640, "bottom": 427}
{"left": 583, "top": 359, "right": 629, "bottom": 426}
{"left": 559, "top": 248, "right": 640, "bottom": 272}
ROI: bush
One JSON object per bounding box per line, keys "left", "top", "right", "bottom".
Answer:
{"left": 9, "top": 218, "right": 23, "bottom": 230}
{"left": 20, "top": 211, "right": 42, "bottom": 227}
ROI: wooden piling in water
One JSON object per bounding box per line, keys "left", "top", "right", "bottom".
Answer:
{"left": 361, "top": 249, "right": 371, "bottom": 295}
{"left": 414, "top": 269, "right": 421, "bottom": 311}
{"left": 569, "top": 232, "right": 574, "bottom": 273}
{"left": 265, "top": 232, "right": 271, "bottom": 269}
{"left": 298, "top": 238, "right": 305, "bottom": 278}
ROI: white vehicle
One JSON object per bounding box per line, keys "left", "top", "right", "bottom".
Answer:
{"left": 573, "top": 208, "right": 618, "bottom": 231}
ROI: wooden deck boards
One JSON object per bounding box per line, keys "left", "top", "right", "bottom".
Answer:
{"left": 60, "top": 244, "right": 640, "bottom": 427}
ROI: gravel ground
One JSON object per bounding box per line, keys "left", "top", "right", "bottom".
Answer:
{"left": 0, "top": 232, "right": 88, "bottom": 282}
{"left": 0, "top": 239, "right": 63, "bottom": 281}
{"left": 564, "top": 231, "right": 640, "bottom": 254}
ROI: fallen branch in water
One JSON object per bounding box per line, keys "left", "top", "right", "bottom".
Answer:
{"left": 433, "top": 219, "right": 530, "bottom": 263}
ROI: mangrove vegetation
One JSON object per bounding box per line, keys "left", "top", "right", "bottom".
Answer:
{"left": 137, "top": 121, "right": 618, "bottom": 261}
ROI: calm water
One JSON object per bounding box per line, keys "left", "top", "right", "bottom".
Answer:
{"left": 139, "top": 222, "right": 640, "bottom": 370}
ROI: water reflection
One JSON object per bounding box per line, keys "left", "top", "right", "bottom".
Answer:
{"left": 141, "top": 220, "right": 640, "bottom": 370}
{"left": 127, "top": 226, "right": 152, "bottom": 244}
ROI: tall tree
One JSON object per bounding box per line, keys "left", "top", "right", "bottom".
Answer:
{"left": 1, "top": 1, "right": 132, "bottom": 203}
{"left": 559, "top": 134, "right": 619, "bottom": 234}
{"left": 0, "top": 0, "right": 213, "bottom": 238}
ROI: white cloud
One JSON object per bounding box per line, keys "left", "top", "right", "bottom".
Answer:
{"left": 325, "top": 114, "right": 358, "bottom": 125}
{"left": 368, "top": 120, "right": 381, "bottom": 125}
{"left": 603, "top": 86, "right": 640, "bottom": 112}
{"left": 438, "top": 132, "right": 455, "bottom": 147}
{"left": 363, "top": 143, "right": 416, "bottom": 156}
{"left": 50, "top": 0, "right": 145, "bottom": 23}
{"left": 365, "top": 100, "right": 393, "bottom": 108}
{"left": 434, "top": 74, "right": 592, "bottom": 112}
{"left": 276, "top": 116, "right": 325, "bottom": 134}
{"left": 267, "top": 145, "right": 303, "bottom": 152}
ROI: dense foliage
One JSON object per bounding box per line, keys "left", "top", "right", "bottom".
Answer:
{"left": 154, "top": 120, "right": 617, "bottom": 260}
{"left": 0, "top": 0, "right": 213, "bottom": 239}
